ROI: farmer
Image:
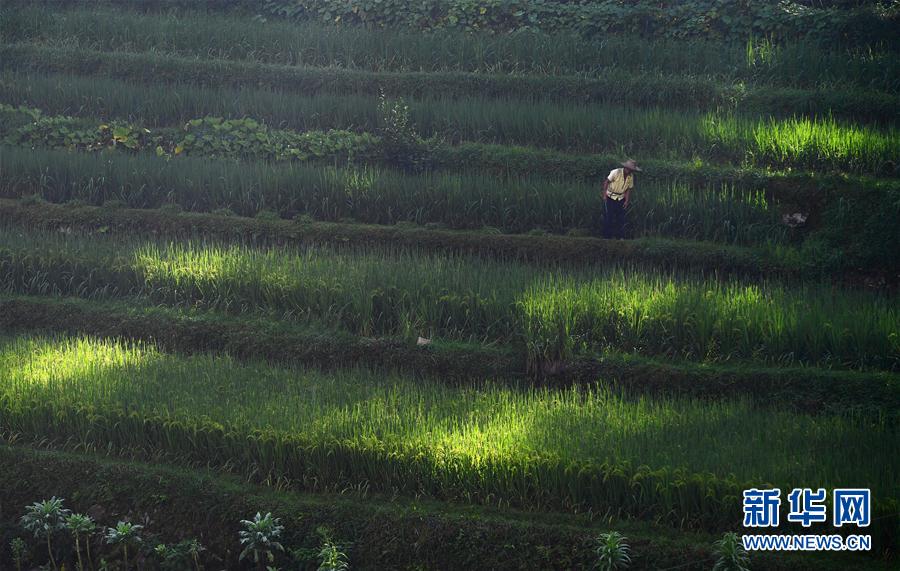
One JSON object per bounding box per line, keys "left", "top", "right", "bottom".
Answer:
{"left": 602, "top": 159, "right": 642, "bottom": 239}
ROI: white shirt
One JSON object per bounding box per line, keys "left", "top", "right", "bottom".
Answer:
{"left": 606, "top": 168, "right": 634, "bottom": 201}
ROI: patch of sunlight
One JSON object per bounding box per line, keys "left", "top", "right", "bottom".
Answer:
{"left": 132, "top": 242, "right": 298, "bottom": 292}
{"left": 0, "top": 335, "right": 160, "bottom": 407}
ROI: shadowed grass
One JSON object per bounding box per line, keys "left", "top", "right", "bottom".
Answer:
{"left": 2, "top": 43, "right": 896, "bottom": 124}
{"left": 3, "top": 4, "right": 898, "bottom": 91}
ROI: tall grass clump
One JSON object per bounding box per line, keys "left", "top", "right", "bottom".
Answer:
{"left": 0, "top": 334, "right": 897, "bottom": 527}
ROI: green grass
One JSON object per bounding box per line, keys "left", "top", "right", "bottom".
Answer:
{"left": 5, "top": 292, "right": 899, "bottom": 417}
{"left": 1, "top": 0, "right": 898, "bottom": 561}
{"left": 9, "top": 90, "right": 896, "bottom": 203}
{"left": 3, "top": 43, "right": 897, "bottom": 124}
{"left": 1, "top": 333, "right": 897, "bottom": 529}
{"left": 1, "top": 71, "right": 896, "bottom": 173}
{"left": 1, "top": 227, "right": 896, "bottom": 369}
{"left": 518, "top": 274, "right": 899, "bottom": 369}
{"left": 0, "top": 145, "right": 784, "bottom": 244}
{"left": 0, "top": 197, "right": 805, "bottom": 279}
{"left": 3, "top": 4, "right": 898, "bottom": 92}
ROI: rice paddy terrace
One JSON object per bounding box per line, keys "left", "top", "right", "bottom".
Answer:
{"left": 0, "top": 1, "right": 897, "bottom": 569}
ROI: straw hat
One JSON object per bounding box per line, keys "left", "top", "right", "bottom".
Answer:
{"left": 621, "top": 159, "right": 642, "bottom": 172}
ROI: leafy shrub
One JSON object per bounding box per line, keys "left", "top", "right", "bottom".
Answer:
{"left": 105, "top": 521, "right": 144, "bottom": 569}
{"left": 65, "top": 513, "right": 96, "bottom": 571}
{"left": 2, "top": 107, "right": 379, "bottom": 165}
{"left": 20, "top": 497, "right": 71, "bottom": 571}
{"left": 1, "top": 103, "right": 154, "bottom": 153}
{"left": 376, "top": 92, "right": 430, "bottom": 172}
{"left": 239, "top": 512, "right": 285, "bottom": 569}
{"left": 0, "top": 103, "right": 42, "bottom": 135}
{"left": 176, "top": 117, "right": 379, "bottom": 162}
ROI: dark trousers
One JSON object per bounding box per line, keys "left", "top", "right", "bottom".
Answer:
{"left": 603, "top": 197, "right": 626, "bottom": 239}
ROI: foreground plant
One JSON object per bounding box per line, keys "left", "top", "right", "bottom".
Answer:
{"left": 713, "top": 532, "right": 750, "bottom": 571}
{"left": 594, "top": 531, "right": 631, "bottom": 570}
{"left": 9, "top": 537, "right": 28, "bottom": 571}
{"left": 66, "top": 513, "right": 97, "bottom": 571}
{"left": 20, "top": 496, "right": 71, "bottom": 571}
{"left": 316, "top": 527, "right": 350, "bottom": 571}
{"left": 155, "top": 538, "right": 205, "bottom": 570}
{"left": 105, "top": 521, "right": 144, "bottom": 570}
{"left": 239, "top": 512, "right": 285, "bottom": 571}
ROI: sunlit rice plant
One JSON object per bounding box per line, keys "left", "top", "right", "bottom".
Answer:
{"left": 518, "top": 273, "right": 899, "bottom": 370}
{"left": 0, "top": 228, "right": 895, "bottom": 369}
{"left": 0, "top": 334, "right": 896, "bottom": 525}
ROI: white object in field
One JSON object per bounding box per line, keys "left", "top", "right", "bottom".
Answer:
{"left": 782, "top": 212, "right": 808, "bottom": 227}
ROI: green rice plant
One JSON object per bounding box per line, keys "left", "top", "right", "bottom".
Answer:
{"left": 0, "top": 227, "right": 895, "bottom": 369}
{"left": 1, "top": 71, "right": 895, "bottom": 172}
{"left": 0, "top": 145, "right": 785, "bottom": 244}
{"left": 0, "top": 227, "right": 525, "bottom": 342}
{"left": 0, "top": 105, "right": 849, "bottom": 242}
{"left": 8, "top": 292, "right": 899, "bottom": 415}
{"left": 517, "top": 270, "right": 899, "bottom": 370}
{"left": 3, "top": 44, "right": 896, "bottom": 124}
{"left": 3, "top": 4, "right": 898, "bottom": 91}
{"left": 702, "top": 113, "right": 899, "bottom": 174}
{"left": 0, "top": 334, "right": 897, "bottom": 529}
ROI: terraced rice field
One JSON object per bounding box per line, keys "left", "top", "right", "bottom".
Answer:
{"left": 0, "top": 2, "right": 897, "bottom": 569}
